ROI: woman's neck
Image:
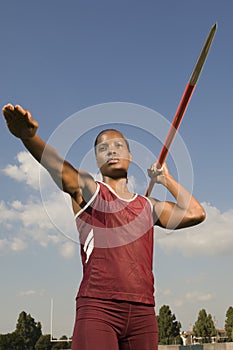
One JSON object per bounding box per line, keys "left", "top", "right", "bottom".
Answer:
{"left": 102, "top": 176, "right": 133, "bottom": 199}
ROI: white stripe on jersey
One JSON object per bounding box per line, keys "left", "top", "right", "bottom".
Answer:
{"left": 83, "top": 229, "right": 94, "bottom": 263}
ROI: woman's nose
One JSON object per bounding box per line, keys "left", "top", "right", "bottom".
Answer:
{"left": 108, "top": 143, "right": 118, "bottom": 154}
{"left": 107, "top": 148, "right": 117, "bottom": 156}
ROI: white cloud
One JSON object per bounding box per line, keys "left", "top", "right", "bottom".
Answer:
{"left": 198, "top": 293, "right": 213, "bottom": 302}
{"left": 0, "top": 238, "right": 9, "bottom": 250}
{"left": 185, "top": 291, "right": 214, "bottom": 302}
{"left": 0, "top": 193, "right": 77, "bottom": 255}
{"left": 18, "top": 289, "right": 46, "bottom": 297}
{"left": 19, "top": 290, "right": 36, "bottom": 296}
{"left": 169, "top": 291, "right": 214, "bottom": 309}
{"left": 11, "top": 237, "right": 28, "bottom": 252}
{"left": 2, "top": 151, "right": 51, "bottom": 190}
{"left": 0, "top": 236, "right": 27, "bottom": 253}
{"left": 156, "top": 203, "right": 233, "bottom": 256}
{"left": 0, "top": 201, "right": 74, "bottom": 256}
{"left": 1, "top": 152, "right": 78, "bottom": 256}
{"left": 157, "top": 288, "right": 173, "bottom": 297}
{"left": 0, "top": 201, "right": 18, "bottom": 223}
{"left": 156, "top": 287, "right": 214, "bottom": 310}
{"left": 59, "top": 241, "right": 77, "bottom": 259}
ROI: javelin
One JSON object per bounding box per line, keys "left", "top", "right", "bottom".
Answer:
{"left": 145, "top": 23, "right": 217, "bottom": 197}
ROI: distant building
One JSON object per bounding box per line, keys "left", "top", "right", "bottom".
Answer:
{"left": 180, "top": 329, "right": 228, "bottom": 345}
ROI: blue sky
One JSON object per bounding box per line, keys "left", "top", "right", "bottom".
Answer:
{"left": 0, "top": 0, "right": 233, "bottom": 338}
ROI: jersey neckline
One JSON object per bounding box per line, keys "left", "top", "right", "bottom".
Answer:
{"left": 98, "top": 181, "right": 138, "bottom": 202}
{"left": 74, "top": 181, "right": 139, "bottom": 219}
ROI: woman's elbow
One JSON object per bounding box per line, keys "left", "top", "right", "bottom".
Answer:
{"left": 191, "top": 205, "right": 206, "bottom": 225}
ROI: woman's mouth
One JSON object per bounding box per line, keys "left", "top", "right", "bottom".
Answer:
{"left": 107, "top": 158, "right": 119, "bottom": 164}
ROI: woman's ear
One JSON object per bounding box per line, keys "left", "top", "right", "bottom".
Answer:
{"left": 129, "top": 152, "right": 133, "bottom": 163}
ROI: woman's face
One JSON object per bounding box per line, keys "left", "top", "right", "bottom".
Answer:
{"left": 95, "top": 130, "right": 132, "bottom": 178}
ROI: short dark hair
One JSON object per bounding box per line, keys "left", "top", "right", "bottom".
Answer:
{"left": 94, "top": 129, "right": 130, "bottom": 154}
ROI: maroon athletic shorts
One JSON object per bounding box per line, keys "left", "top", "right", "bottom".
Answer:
{"left": 72, "top": 297, "right": 158, "bottom": 350}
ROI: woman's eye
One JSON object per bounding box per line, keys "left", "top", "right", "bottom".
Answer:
{"left": 98, "top": 145, "right": 107, "bottom": 152}
{"left": 116, "top": 143, "right": 123, "bottom": 148}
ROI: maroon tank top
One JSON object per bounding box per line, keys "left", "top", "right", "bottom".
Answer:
{"left": 75, "top": 182, "right": 155, "bottom": 305}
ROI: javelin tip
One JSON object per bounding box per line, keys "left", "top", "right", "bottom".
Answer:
{"left": 189, "top": 23, "right": 217, "bottom": 86}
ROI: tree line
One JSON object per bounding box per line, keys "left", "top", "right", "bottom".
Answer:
{"left": 1, "top": 306, "right": 233, "bottom": 349}
{"left": 157, "top": 305, "right": 233, "bottom": 345}
{"left": 0, "top": 311, "right": 71, "bottom": 350}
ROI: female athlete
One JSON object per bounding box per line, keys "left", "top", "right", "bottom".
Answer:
{"left": 2, "top": 103, "right": 206, "bottom": 350}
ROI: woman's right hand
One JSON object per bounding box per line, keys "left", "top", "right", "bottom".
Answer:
{"left": 2, "top": 104, "right": 38, "bottom": 139}
{"left": 147, "top": 162, "right": 169, "bottom": 185}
